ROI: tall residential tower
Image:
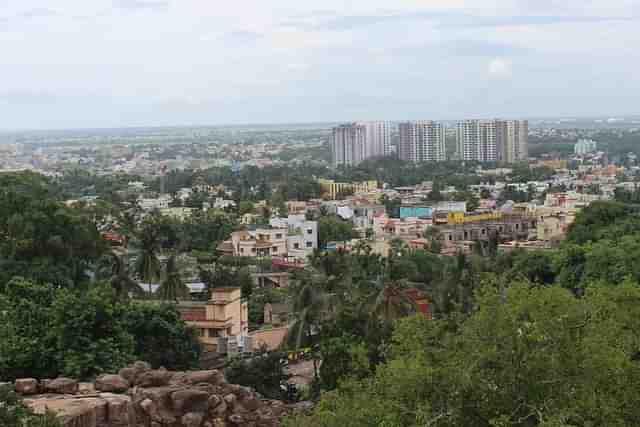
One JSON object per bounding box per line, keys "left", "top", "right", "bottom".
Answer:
{"left": 331, "top": 121, "right": 391, "bottom": 167}
{"left": 398, "top": 121, "right": 446, "bottom": 162}
{"left": 456, "top": 119, "right": 528, "bottom": 163}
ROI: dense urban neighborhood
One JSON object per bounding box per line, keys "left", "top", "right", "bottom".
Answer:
{"left": 2, "top": 119, "right": 640, "bottom": 425}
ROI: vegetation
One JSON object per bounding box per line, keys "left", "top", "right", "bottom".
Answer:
{"left": 0, "top": 385, "right": 61, "bottom": 427}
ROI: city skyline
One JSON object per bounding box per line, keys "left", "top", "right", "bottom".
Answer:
{"left": 1, "top": 0, "right": 639, "bottom": 130}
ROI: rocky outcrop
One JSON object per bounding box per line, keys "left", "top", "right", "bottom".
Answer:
{"left": 15, "top": 361, "right": 305, "bottom": 427}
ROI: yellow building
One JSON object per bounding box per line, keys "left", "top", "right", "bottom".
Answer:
{"left": 532, "top": 159, "right": 568, "bottom": 170}
{"left": 178, "top": 287, "right": 248, "bottom": 352}
{"left": 447, "top": 211, "right": 502, "bottom": 225}
{"left": 318, "top": 178, "right": 378, "bottom": 200}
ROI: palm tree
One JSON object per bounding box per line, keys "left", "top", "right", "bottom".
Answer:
{"left": 157, "top": 254, "right": 189, "bottom": 301}
{"left": 133, "top": 216, "right": 163, "bottom": 296}
{"left": 366, "top": 280, "right": 416, "bottom": 325}
{"left": 95, "top": 250, "right": 142, "bottom": 299}
{"left": 287, "top": 270, "right": 332, "bottom": 381}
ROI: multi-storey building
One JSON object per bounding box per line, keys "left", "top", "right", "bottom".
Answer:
{"left": 270, "top": 215, "right": 318, "bottom": 260}
{"left": 331, "top": 122, "right": 391, "bottom": 167}
{"left": 331, "top": 123, "right": 366, "bottom": 167}
{"left": 398, "top": 121, "right": 446, "bottom": 162}
{"left": 503, "top": 120, "right": 529, "bottom": 163}
{"left": 362, "top": 121, "right": 392, "bottom": 158}
{"left": 457, "top": 119, "right": 528, "bottom": 163}
{"left": 574, "top": 139, "right": 597, "bottom": 156}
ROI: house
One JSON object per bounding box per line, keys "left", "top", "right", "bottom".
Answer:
{"left": 178, "top": 287, "right": 248, "bottom": 353}
{"left": 270, "top": 215, "right": 318, "bottom": 260}
{"left": 218, "top": 228, "right": 288, "bottom": 258}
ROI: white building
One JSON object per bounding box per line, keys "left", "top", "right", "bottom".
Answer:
{"left": 457, "top": 119, "right": 528, "bottom": 163}
{"left": 270, "top": 215, "right": 318, "bottom": 260}
{"left": 331, "top": 124, "right": 366, "bottom": 167}
{"left": 331, "top": 122, "right": 391, "bottom": 167}
{"left": 138, "top": 195, "right": 172, "bottom": 211}
{"left": 574, "top": 139, "right": 597, "bottom": 156}
{"left": 398, "top": 121, "right": 446, "bottom": 162}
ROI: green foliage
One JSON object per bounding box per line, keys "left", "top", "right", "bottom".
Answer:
{"left": 123, "top": 302, "right": 201, "bottom": 370}
{"left": 317, "top": 216, "right": 355, "bottom": 248}
{"left": 319, "top": 335, "right": 371, "bottom": 390}
{"left": 565, "top": 201, "right": 636, "bottom": 244}
{"left": 50, "top": 286, "right": 135, "bottom": 379}
{"left": 0, "top": 172, "right": 107, "bottom": 289}
{"left": 0, "top": 279, "right": 201, "bottom": 381}
{"left": 293, "top": 282, "right": 640, "bottom": 426}
{"left": 0, "top": 385, "right": 62, "bottom": 427}
{"left": 225, "top": 351, "right": 288, "bottom": 399}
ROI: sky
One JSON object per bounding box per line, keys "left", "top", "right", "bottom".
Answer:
{"left": 0, "top": 0, "right": 638, "bottom": 130}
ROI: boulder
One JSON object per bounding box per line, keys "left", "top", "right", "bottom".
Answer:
{"left": 172, "top": 389, "right": 209, "bottom": 413}
{"left": 184, "top": 370, "right": 225, "bottom": 385}
{"left": 78, "top": 382, "right": 96, "bottom": 394}
{"left": 45, "top": 378, "right": 78, "bottom": 394}
{"left": 228, "top": 414, "right": 244, "bottom": 425}
{"left": 135, "top": 368, "right": 172, "bottom": 388}
{"left": 14, "top": 378, "right": 39, "bottom": 395}
{"left": 208, "top": 395, "right": 227, "bottom": 416}
{"left": 95, "top": 374, "right": 130, "bottom": 393}
{"left": 182, "top": 411, "right": 205, "bottom": 427}
{"left": 119, "top": 361, "right": 151, "bottom": 384}
{"left": 103, "top": 394, "right": 136, "bottom": 427}
{"left": 139, "top": 398, "right": 159, "bottom": 420}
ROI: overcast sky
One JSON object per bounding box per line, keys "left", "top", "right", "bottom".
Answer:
{"left": 1, "top": 0, "right": 638, "bottom": 130}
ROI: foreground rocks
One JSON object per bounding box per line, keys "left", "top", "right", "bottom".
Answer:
{"left": 10, "top": 361, "right": 310, "bottom": 427}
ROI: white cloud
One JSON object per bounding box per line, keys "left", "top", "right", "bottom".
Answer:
{"left": 488, "top": 58, "right": 513, "bottom": 79}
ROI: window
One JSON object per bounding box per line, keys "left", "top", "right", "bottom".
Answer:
{"left": 307, "top": 229, "right": 313, "bottom": 235}
{"left": 251, "top": 247, "right": 256, "bottom": 252}
{"left": 208, "top": 328, "right": 219, "bottom": 338}
{"left": 294, "top": 243, "right": 300, "bottom": 249}
{"left": 240, "top": 248, "right": 244, "bottom": 253}
{"left": 272, "top": 247, "right": 278, "bottom": 253}
{"left": 306, "top": 241, "right": 313, "bottom": 248}
{"left": 276, "top": 233, "right": 283, "bottom": 239}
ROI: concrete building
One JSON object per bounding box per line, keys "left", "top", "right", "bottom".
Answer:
{"left": 398, "top": 121, "right": 446, "bottom": 162}
{"left": 270, "top": 215, "right": 318, "bottom": 260}
{"left": 331, "top": 122, "right": 391, "bottom": 167}
{"left": 504, "top": 120, "right": 529, "bottom": 163}
{"left": 457, "top": 119, "right": 528, "bottom": 163}
{"left": 331, "top": 123, "right": 366, "bottom": 167}
{"left": 318, "top": 178, "right": 378, "bottom": 200}
{"left": 178, "top": 287, "right": 249, "bottom": 352}
{"left": 362, "top": 121, "right": 392, "bottom": 158}
{"left": 574, "top": 139, "right": 597, "bottom": 156}
{"left": 218, "top": 228, "right": 289, "bottom": 258}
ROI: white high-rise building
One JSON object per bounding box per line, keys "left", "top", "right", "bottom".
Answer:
{"left": 331, "top": 122, "right": 391, "bottom": 167}
{"left": 398, "top": 121, "right": 446, "bottom": 162}
{"left": 574, "top": 139, "right": 597, "bottom": 156}
{"left": 331, "top": 124, "right": 366, "bottom": 167}
{"left": 362, "top": 121, "right": 391, "bottom": 158}
{"left": 457, "top": 119, "right": 528, "bottom": 163}
{"left": 503, "top": 120, "right": 529, "bottom": 163}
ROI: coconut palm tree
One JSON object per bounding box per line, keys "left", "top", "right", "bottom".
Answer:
{"left": 95, "top": 250, "right": 142, "bottom": 299}
{"left": 133, "top": 216, "right": 163, "bottom": 296}
{"left": 157, "top": 254, "right": 189, "bottom": 301}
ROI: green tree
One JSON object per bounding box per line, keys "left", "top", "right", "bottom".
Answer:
{"left": 157, "top": 254, "right": 189, "bottom": 301}
{"left": 123, "top": 302, "right": 201, "bottom": 370}
{"left": 0, "top": 385, "right": 61, "bottom": 427}
{"left": 225, "top": 351, "right": 288, "bottom": 400}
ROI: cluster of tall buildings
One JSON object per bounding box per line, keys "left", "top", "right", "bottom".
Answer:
{"left": 331, "top": 119, "right": 528, "bottom": 166}
{"left": 574, "top": 139, "right": 597, "bottom": 156}
{"left": 330, "top": 122, "right": 391, "bottom": 167}
{"left": 456, "top": 119, "right": 528, "bottom": 163}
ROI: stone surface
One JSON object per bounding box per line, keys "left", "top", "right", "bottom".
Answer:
{"left": 45, "top": 378, "right": 79, "bottom": 395}
{"left": 172, "top": 389, "right": 209, "bottom": 413}
{"left": 182, "top": 412, "right": 205, "bottom": 427}
{"left": 23, "top": 361, "right": 299, "bottom": 427}
{"left": 95, "top": 375, "right": 129, "bottom": 393}
{"left": 15, "top": 378, "right": 39, "bottom": 395}
{"left": 184, "top": 370, "right": 225, "bottom": 386}
{"left": 135, "top": 368, "right": 172, "bottom": 388}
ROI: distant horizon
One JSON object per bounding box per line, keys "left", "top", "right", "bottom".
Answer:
{"left": 2, "top": 113, "right": 640, "bottom": 134}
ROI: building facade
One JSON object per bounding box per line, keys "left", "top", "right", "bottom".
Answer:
{"left": 331, "top": 122, "right": 391, "bottom": 167}
{"left": 457, "top": 119, "right": 528, "bottom": 163}
{"left": 398, "top": 121, "right": 446, "bottom": 162}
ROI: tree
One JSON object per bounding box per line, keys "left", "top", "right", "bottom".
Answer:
{"left": 157, "top": 254, "right": 189, "bottom": 301}
{"left": 133, "top": 215, "right": 163, "bottom": 294}
{"left": 318, "top": 216, "right": 354, "bottom": 248}
{"left": 289, "top": 282, "right": 640, "bottom": 426}
{"left": 319, "top": 335, "right": 371, "bottom": 391}
{"left": 123, "top": 302, "right": 201, "bottom": 370}
{"left": 0, "top": 385, "right": 61, "bottom": 427}
{"left": 225, "top": 351, "right": 289, "bottom": 400}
